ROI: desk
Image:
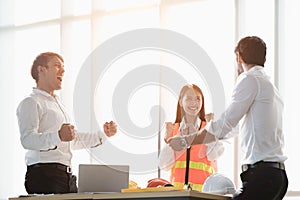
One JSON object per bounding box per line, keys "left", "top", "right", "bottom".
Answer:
{"left": 9, "top": 190, "right": 231, "bottom": 200}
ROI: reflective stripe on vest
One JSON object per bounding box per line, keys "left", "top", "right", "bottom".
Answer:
{"left": 170, "top": 157, "right": 217, "bottom": 190}
{"left": 169, "top": 121, "right": 217, "bottom": 192}
{"left": 174, "top": 160, "right": 216, "bottom": 174}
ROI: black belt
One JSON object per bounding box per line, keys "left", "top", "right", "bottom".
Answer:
{"left": 242, "top": 161, "right": 285, "bottom": 172}
{"left": 27, "top": 163, "right": 72, "bottom": 173}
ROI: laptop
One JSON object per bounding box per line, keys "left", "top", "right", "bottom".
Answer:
{"left": 78, "top": 164, "right": 129, "bottom": 193}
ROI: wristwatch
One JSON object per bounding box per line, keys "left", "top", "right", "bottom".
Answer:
{"left": 180, "top": 137, "right": 188, "bottom": 149}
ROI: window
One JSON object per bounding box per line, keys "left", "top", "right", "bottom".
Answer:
{"left": 0, "top": 0, "right": 299, "bottom": 199}
{"left": 281, "top": 0, "right": 300, "bottom": 195}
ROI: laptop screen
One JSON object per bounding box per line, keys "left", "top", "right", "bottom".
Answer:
{"left": 78, "top": 164, "right": 129, "bottom": 193}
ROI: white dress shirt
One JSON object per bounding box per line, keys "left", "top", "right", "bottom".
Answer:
{"left": 205, "top": 66, "right": 287, "bottom": 165}
{"left": 16, "top": 88, "right": 105, "bottom": 167}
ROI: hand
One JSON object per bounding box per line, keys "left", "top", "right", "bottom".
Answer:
{"left": 167, "top": 136, "right": 187, "bottom": 151}
{"left": 103, "top": 121, "right": 117, "bottom": 137}
{"left": 58, "top": 123, "right": 75, "bottom": 142}
{"left": 205, "top": 113, "right": 214, "bottom": 122}
{"left": 164, "top": 122, "right": 175, "bottom": 143}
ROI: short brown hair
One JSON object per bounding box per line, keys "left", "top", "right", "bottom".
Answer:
{"left": 31, "top": 52, "right": 64, "bottom": 83}
{"left": 235, "top": 36, "right": 266, "bottom": 66}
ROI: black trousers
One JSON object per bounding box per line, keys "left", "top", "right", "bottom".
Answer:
{"left": 232, "top": 166, "right": 288, "bottom": 200}
{"left": 25, "top": 163, "right": 78, "bottom": 194}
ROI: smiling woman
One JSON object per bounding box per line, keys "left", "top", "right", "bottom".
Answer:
{"left": 158, "top": 84, "right": 224, "bottom": 192}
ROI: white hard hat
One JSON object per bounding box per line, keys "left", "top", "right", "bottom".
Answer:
{"left": 202, "top": 173, "right": 236, "bottom": 195}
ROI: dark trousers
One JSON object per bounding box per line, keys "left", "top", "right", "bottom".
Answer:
{"left": 232, "top": 167, "right": 288, "bottom": 200}
{"left": 25, "top": 163, "right": 78, "bottom": 194}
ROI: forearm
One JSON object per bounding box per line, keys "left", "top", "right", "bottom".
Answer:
{"left": 168, "top": 129, "right": 218, "bottom": 152}
{"left": 188, "top": 129, "right": 217, "bottom": 146}
{"left": 72, "top": 130, "right": 103, "bottom": 149}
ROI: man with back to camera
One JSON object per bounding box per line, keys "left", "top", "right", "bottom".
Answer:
{"left": 168, "top": 36, "right": 288, "bottom": 200}
{"left": 16, "top": 52, "right": 117, "bottom": 194}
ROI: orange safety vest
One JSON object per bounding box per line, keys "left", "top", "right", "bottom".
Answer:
{"left": 169, "top": 121, "right": 217, "bottom": 192}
